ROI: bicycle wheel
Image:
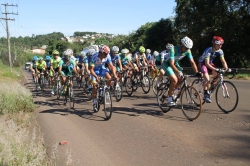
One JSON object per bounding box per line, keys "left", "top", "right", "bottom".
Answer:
{"left": 34, "top": 75, "right": 38, "bottom": 90}
{"left": 56, "top": 80, "right": 62, "bottom": 99}
{"left": 141, "top": 75, "right": 150, "bottom": 94}
{"left": 157, "top": 83, "right": 172, "bottom": 113}
{"left": 68, "top": 85, "right": 75, "bottom": 109}
{"left": 103, "top": 88, "right": 112, "bottom": 120}
{"left": 191, "top": 78, "right": 206, "bottom": 105}
{"left": 180, "top": 86, "right": 202, "bottom": 121}
{"left": 132, "top": 77, "right": 138, "bottom": 92}
{"left": 63, "top": 86, "right": 67, "bottom": 105}
{"left": 215, "top": 81, "right": 238, "bottom": 113}
{"left": 125, "top": 76, "right": 133, "bottom": 96}
{"left": 152, "top": 76, "right": 164, "bottom": 96}
{"left": 40, "top": 76, "right": 45, "bottom": 90}
{"left": 114, "top": 82, "right": 123, "bottom": 102}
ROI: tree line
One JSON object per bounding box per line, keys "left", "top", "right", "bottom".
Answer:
{"left": 0, "top": 0, "right": 249, "bottom": 68}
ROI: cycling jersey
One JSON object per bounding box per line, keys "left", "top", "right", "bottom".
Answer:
{"left": 32, "top": 61, "right": 38, "bottom": 69}
{"left": 162, "top": 46, "right": 193, "bottom": 76}
{"left": 51, "top": 57, "right": 62, "bottom": 69}
{"left": 76, "top": 55, "right": 88, "bottom": 65}
{"left": 59, "top": 58, "right": 75, "bottom": 76}
{"left": 90, "top": 52, "right": 112, "bottom": 70}
{"left": 120, "top": 54, "right": 131, "bottom": 66}
{"left": 146, "top": 54, "right": 151, "bottom": 61}
{"left": 45, "top": 60, "right": 51, "bottom": 68}
{"left": 37, "top": 61, "right": 46, "bottom": 70}
{"left": 198, "top": 47, "right": 224, "bottom": 64}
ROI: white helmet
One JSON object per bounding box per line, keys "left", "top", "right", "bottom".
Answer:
{"left": 166, "top": 43, "right": 174, "bottom": 50}
{"left": 64, "top": 48, "right": 73, "bottom": 56}
{"left": 80, "top": 50, "right": 87, "bottom": 56}
{"left": 88, "top": 49, "right": 96, "bottom": 56}
{"left": 112, "top": 46, "right": 119, "bottom": 53}
{"left": 181, "top": 36, "right": 193, "bottom": 49}
{"left": 153, "top": 51, "right": 159, "bottom": 56}
{"left": 121, "top": 48, "right": 129, "bottom": 54}
{"left": 146, "top": 49, "right": 151, "bottom": 54}
{"left": 88, "top": 45, "right": 99, "bottom": 52}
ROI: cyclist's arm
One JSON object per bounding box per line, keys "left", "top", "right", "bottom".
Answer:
{"left": 220, "top": 57, "right": 228, "bottom": 71}
{"left": 205, "top": 58, "right": 216, "bottom": 71}
{"left": 89, "top": 65, "right": 98, "bottom": 79}
{"left": 189, "top": 58, "right": 198, "bottom": 73}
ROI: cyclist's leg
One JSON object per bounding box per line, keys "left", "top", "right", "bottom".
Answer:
{"left": 200, "top": 63, "right": 211, "bottom": 102}
{"left": 167, "top": 71, "right": 178, "bottom": 106}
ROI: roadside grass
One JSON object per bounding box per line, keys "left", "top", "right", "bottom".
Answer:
{"left": 0, "top": 63, "right": 76, "bottom": 165}
{"left": 226, "top": 73, "right": 250, "bottom": 80}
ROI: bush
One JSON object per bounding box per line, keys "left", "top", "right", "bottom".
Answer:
{"left": 0, "top": 81, "right": 35, "bottom": 114}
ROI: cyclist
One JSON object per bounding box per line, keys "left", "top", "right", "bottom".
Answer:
{"left": 45, "top": 55, "right": 51, "bottom": 82}
{"left": 111, "top": 46, "right": 123, "bottom": 72}
{"left": 76, "top": 50, "right": 89, "bottom": 87}
{"left": 58, "top": 50, "right": 77, "bottom": 91}
{"left": 30, "top": 55, "right": 38, "bottom": 82}
{"left": 36, "top": 57, "right": 47, "bottom": 90}
{"left": 64, "top": 48, "right": 77, "bottom": 66}
{"left": 120, "top": 48, "right": 133, "bottom": 70}
{"left": 146, "top": 49, "right": 151, "bottom": 61}
{"left": 198, "top": 36, "right": 229, "bottom": 103}
{"left": 89, "top": 45, "right": 118, "bottom": 111}
{"left": 50, "top": 50, "right": 61, "bottom": 95}
{"left": 157, "top": 37, "right": 199, "bottom": 106}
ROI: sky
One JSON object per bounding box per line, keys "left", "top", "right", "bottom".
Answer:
{"left": 0, "top": 0, "right": 176, "bottom": 38}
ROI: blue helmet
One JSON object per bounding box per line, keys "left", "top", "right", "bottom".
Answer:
{"left": 33, "top": 55, "right": 38, "bottom": 61}
{"left": 45, "top": 55, "right": 51, "bottom": 61}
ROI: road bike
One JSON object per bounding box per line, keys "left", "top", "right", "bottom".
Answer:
{"left": 94, "top": 76, "right": 113, "bottom": 120}
{"left": 62, "top": 76, "right": 75, "bottom": 109}
{"left": 157, "top": 75, "right": 202, "bottom": 121}
{"left": 191, "top": 68, "right": 238, "bottom": 113}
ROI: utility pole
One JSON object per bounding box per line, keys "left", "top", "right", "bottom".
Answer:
{"left": 0, "top": 3, "right": 18, "bottom": 71}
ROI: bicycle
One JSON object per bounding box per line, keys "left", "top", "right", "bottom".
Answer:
{"left": 53, "top": 72, "right": 62, "bottom": 99}
{"left": 94, "top": 76, "right": 113, "bottom": 120}
{"left": 110, "top": 74, "right": 123, "bottom": 102}
{"left": 157, "top": 75, "right": 202, "bottom": 121}
{"left": 119, "top": 68, "right": 134, "bottom": 96}
{"left": 191, "top": 68, "right": 238, "bottom": 113}
{"left": 62, "top": 76, "right": 75, "bottom": 109}
{"left": 132, "top": 66, "right": 151, "bottom": 94}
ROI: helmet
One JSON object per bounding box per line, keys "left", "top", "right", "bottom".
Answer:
{"left": 63, "top": 48, "right": 73, "bottom": 56}
{"left": 89, "top": 45, "right": 99, "bottom": 52}
{"left": 153, "top": 51, "right": 159, "bottom": 56}
{"left": 213, "top": 36, "right": 224, "bottom": 45}
{"left": 181, "top": 36, "right": 193, "bottom": 49}
{"left": 33, "top": 56, "right": 38, "bottom": 61}
{"left": 45, "top": 55, "right": 51, "bottom": 61}
{"left": 99, "top": 44, "right": 110, "bottom": 54}
{"left": 112, "top": 46, "right": 119, "bottom": 53}
{"left": 88, "top": 49, "right": 96, "bottom": 56}
{"left": 166, "top": 43, "right": 174, "bottom": 50}
{"left": 139, "top": 46, "right": 145, "bottom": 53}
{"left": 39, "top": 57, "right": 43, "bottom": 60}
{"left": 146, "top": 49, "right": 151, "bottom": 54}
{"left": 121, "top": 48, "right": 129, "bottom": 54}
{"left": 52, "top": 50, "right": 59, "bottom": 55}
{"left": 80, "top": 50, "right": 87, "bottom": 57}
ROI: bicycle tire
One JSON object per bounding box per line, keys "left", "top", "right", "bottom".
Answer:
{"left": 132, "top": 77, "right": 138, "bottom": 92}
{"left": 56, "top": 80, "right": 61, "bottom": 99}
{"left": 215, "top": 80, "right": 239, "bottom": 113}
{"left": 34, "top": 75, "right": 38, "bottom": 90}
{"left": 63, "top": 86, "right": 67, "bottom": 105}
{"left": 141, "top": 75, "right": 151, "bottom": 94}
{"left": 157, "top": 83, "right": 172, "bottom": 113}
{"left": 125, "top": 76, "right": 133, "bottom": 96}
{"left": 68, "top": 85, "right": 75, "bottom": 109}
{"left": 114, "top": 82, "right": 123, "bottom": 102}
{"left": 180, "top": 86, "right": 202, "bottom": 121}
{"left": 104, "top": 88, "right": 112, "bottom": 120}
{"left": 191, "top": 78, "right": 206, "bottom": 105}
{"left": 40, "top": 75, "right": 45, "bottom": 90}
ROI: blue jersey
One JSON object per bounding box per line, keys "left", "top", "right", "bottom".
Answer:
{"left": 76, "top": 55, "right": 88, "bottom": 64}
{"left": 90, "top": 52, "right": 112, "bottom": 70}
{"left": 199, "top": 47, "right": 224, "bottom": 64}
